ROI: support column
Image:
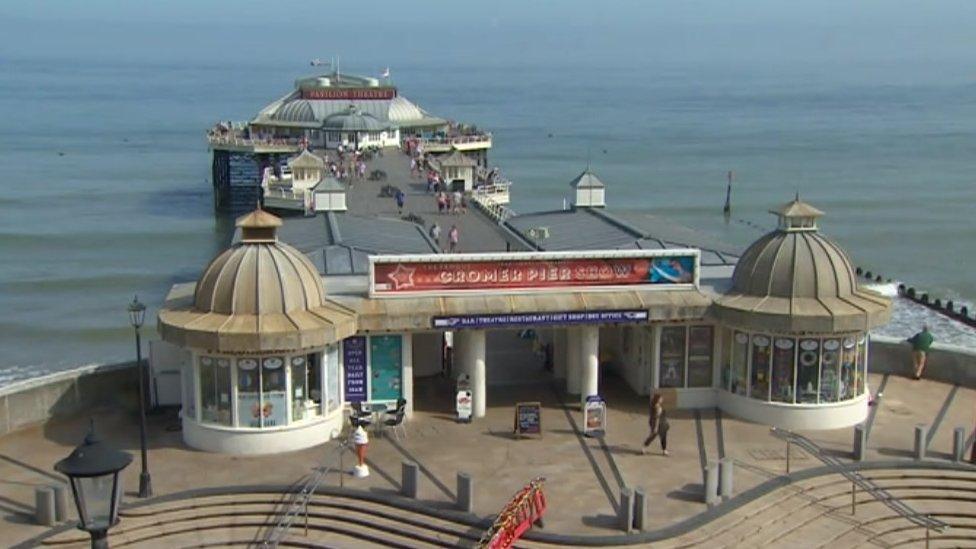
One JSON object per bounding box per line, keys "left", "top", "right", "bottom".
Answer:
{"left": 457, "top": 330, "right": 487, "bottom": 418}
{"left": 554, "top": 329, "right": 567, "bottom": 381}
{"left": 402, "top": 333, "right": 414, "bottom": 418}
{"left": 566, "top": 328, "right": 581, "bottom": 396}
{"left": 580, "top": 326, "right": 600, "bottom": 408}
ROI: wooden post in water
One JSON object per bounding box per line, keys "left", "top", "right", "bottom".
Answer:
{"left": 723, "top": 170, "right": 733, "bottom": 216}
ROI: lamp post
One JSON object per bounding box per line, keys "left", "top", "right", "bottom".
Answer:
{"left": 55, "top": 420, "right": 133, "bottom": 549}
{"left": 127, "top": 296, "right": 152, "bottom": 498}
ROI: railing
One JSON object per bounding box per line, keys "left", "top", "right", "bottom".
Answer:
{"left": 420, "top": 133, "right": 492, "bottom": 146}
{"left": 770, "top": 428, "right": 949, "bottom": 533}
{"left": 263, "top": 438, "right": 348, "bottom": 547}
{"left": 471, "top": 193, "right": 515, "bottom": 222}
{"left": 263, "top": 186, "right": 306, "bottom": 201}
{"left": 207, "top": 132, "right": 303, "bottom": 149}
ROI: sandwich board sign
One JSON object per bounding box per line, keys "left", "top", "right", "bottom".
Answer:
{"left": 583, "top": 395, "right": 606, "bottom": 438}
{"left": 513, "top": 402, "right": 542, "bottom": 439}
{"left": 456, "top": 373, "right": 472, "bottom": 423}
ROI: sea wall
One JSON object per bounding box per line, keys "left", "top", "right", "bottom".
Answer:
{"left": 0, "top": 362, "right": 139, "bottom": 437}
{"left": 870, "top": 336, "right": 976, "bottom": 386}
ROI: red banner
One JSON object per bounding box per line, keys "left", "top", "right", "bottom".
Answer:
{"left": 372, "top": 255, "right": 695, "bottom": 295}
{"left": 301, "top": 88, "right": 396, "bottom": 100}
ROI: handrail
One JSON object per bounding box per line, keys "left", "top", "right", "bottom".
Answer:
{"left": 263, "top": 438, "right": 348, "bottom": 547}
{"left": 471, "top": 194, "right": 515, "bottom": 223}
{"left": 769, "top": 428, "right": 949, "bottom": 532}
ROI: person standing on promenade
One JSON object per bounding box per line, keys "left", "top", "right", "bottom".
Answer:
{"left": 908, "top": 325, "right": 934, "bottom": 379}
{"left": 395, "top": 189, "right": 406, "bottom": 215}
{"left": 452, "top": 190, "right": 463, "bottom": 215}
{"left": 448, "top": 224, "right": 459, "bottom": 253}
{"left": 429, "top": 222, "right": 441, "bottom": 249}
{"left": 641, "top": 393, "right": 670, "bottom": 456}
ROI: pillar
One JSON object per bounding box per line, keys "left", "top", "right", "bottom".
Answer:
{"left": 553, "top": 329, "right": 567, "bottom": 381}
{"left": 567, "top": 328, "right": 581, "bottom": 395}
{"left": 458, "top": 330, "right": 487, "bottom": 418}
{"left": 853, "top": 424, "right": 866, "bottom": 461}
{"left": 580, "top": 325, "right": 600, "bottom": 408}
{"left": 402, "top": 333, "right": 414, "bottom": 418}
{"left": 914, "top": 424, "right": 927, "bottom": 460}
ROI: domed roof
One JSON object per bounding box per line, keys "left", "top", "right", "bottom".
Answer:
{"left": 322, "top": 105, "right": 390, "bottom": 131}
{"left": 273, "top": 100, "right": 317, "bottom": 123}
{"left": 157, "top": 208, "right": 357, "bottom": 353}
{"left": 713, "top": 198, "right": 890, "bottom": 333}
{"left": 388, "top": 96, "right": 424, "bottom": 122}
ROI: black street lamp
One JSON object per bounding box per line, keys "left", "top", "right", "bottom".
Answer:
{"left": 127, "top": 296, "right": 152, "bottom": 498}
{"left": 55, "top": 420, "right": 133, "bottom": 549}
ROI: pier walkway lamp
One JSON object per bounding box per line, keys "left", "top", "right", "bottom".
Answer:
{"left": 127, "top": 296, "right": 153, "bottom": 498}
{"left": 55, "top": 420, "right": 133, "bottom": 549}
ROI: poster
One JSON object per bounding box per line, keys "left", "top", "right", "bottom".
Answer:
{"left": 750, "top": 336, "right": 771, "bottom": 399}
{"left": 687, "top": 326, "right": 713, "bottom": 388}
{"left": 343, "top": 336, "right": 367, "bottom": 402}
{"left": 771, "top": 338, "right": 795, "bottom": 403}
{"left": 369, "top": 335, "right": 402, "bottom": 401}
{"left": 659, "top": 326, "right": 686, "bottom": 388}
{"left": 514, "top": 402, "right": 542, "bottom": 437}
{"left": 583, "top": 395, "right": 606, "bottom": 437}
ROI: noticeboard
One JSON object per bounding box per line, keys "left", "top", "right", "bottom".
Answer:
{"left": 514, "top": 402, "right": 542, "bottom": 438}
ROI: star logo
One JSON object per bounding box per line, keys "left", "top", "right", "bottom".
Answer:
{"left": 387, "top": 264, "right": 416, "bottom": 290}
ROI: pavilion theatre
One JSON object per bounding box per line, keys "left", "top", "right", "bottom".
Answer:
{"left": 156, "top": 198, "right": 890, "bottom": 455}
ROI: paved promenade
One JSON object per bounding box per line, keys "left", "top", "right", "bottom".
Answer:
{"left": 1, "top": 369, "right": 974, "bottom": 546}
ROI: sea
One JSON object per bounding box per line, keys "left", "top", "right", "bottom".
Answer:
{"left": 1, "top": 3, "right": 975, "bottom": 385}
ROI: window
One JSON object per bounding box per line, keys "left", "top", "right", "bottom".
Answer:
{"left": 198, "top": 356, "right": 231, "bottom": 425}
{"left": 237, "top": 358, "right": 260, "bottom": 428}
{"left": 750, "top": 336, "right": 771, "bottom": 400}
{"left": 325, "top": 344, "right": 341, "bottom": 412}
{"left": 658, "top": 327, "right": 686, "bottom": 388}
{"left": 820, "top": 339, "right": 840, "bottom": 402}
{"left": 841, "top": 337, "right": 857, "bottom": 400}
{"left": 261, "top": 357, "right": 287, "bottom": 427}
{"left": 369, "top": 335, "right": 403, "bottom": 401}
{"left": 687, "top": 326, "right": 713, "bottom": 387}
{"left": 291, "top": 356, "right": 307, "bottom": 422}
{"left": 307, "top": 352, "right": 322, "bottom": 410}
{"left": 797, "top": 339, "right": 820, "bottom": 404}
{"left": 856, "top": 336, "right": 867, "bottom": 396}
{"left": 731, "top": 332, "right": 749, "bottom": 396}
{"left": 771, "top": 338, "right": 795, "bottom": 403}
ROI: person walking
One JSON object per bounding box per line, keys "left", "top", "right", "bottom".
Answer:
{"left": 429, "top": 222, "right": 441, "bottom": 248}
{"left": 908, "top": 325, "right": 935, "bottom": 379}
{"left": 395, "top": 189, "right": 406, "bottom": 215}
{"left": 641, "top": 393, "right": 670, "bottom": 456}
{"left": 448, "top": 224, "right": 459, "bottom": 253}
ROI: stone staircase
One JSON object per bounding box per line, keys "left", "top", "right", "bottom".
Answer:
{"left": 36, "top": 467, "right": 976, "bottom": 548}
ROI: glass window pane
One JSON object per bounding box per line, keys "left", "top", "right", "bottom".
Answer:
{"left": 797, "top": 339, "right": 820, "bottom": 404}
{"left": 687, "top": 326, "right": 713, "bottom": 388}
{"left": 369, "top": 335, "right": 403, "bottom": 401}
{"left": 261, "top": 357, "right": 287, "bottom": 427}
{"left": 307, "top": 352, "right": 322, "bottom": 411}
{"left": 771, "top": 338, "right": 796, "bottom": 403}
{"left": 326, "top": 345, "right": 341, "bottom": 413}
{"left": 750, "top": 335, "right": 771, "bottom": 400}
{"left": 841, "top": 337, "right": 857, "bottom": 400}
{"left": 199, "top": 357, "right": 231, "bottom": 425}
{"left": 856, "top": 335, "right": 867, "bottom": 396}
{"left": 659, "top": 327, "right": 687, "bottom": 388}
{"left": 820, "top": 340, "right": 841, "bottom": 402}
{"left": 76, "top": 474, "right": 115, "bottom": 530}
{"left": 291, "top": 356, "right": 308, "bottom": 422}
{"left": 731, "top": 332, "right": 749, "bottom": 396}
{"left": 237, "top": 358, "right": 261, "bottom": 428}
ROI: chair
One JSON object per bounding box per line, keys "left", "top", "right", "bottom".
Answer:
{"left": 382, "top": 399, "right": 408, "bottom": 441}
{"left": 350, "top": 401, "right": 373, "bottom": 429}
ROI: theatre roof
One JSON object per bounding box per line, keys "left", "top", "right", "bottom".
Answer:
{"left": 504, "top": 207, "right": 739, "bottom": 266}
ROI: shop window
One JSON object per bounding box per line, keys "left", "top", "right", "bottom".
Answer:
{"left": 856, "top": 336, "right": 867, "bottom": 396}
{"left": 198, "top": 356, "right": 231, "bottom": 426}
{"left": 750, "top": 336, "right": 771, "bottom": 400}
{"left": 731, "top": 332, "right": 749, "bottom": 396}
{"left": 369, "top": 335, "right": 403, "bottom": 401}
{"left": 325, "top": 344, "right": 341, "bottom": 412}
{"left": 658, "top": 327, "right": 686, "bottom": 388}
{"left": 797, "top": 339, "right": 820, "bottom": 404}
{"left": 771, "top": 338, "right": 795, "bottom": 403}
{"left": 291, "top": 356, "right": 308, "bottom": 422}
{"left": 841, "top": 337, "right": 857, "bottom": 400}
{"left": 687, "top": 326, "right": 713, "bottom": 387}
{"left": 307, "top": 352, "right": 322, "bottom": 408}
{"left": 237, "top": 358, "right": 261, "bottom": 428}
{"left": 820, "top": 339, "right": 841, "bottom": 402}
{"left": 261, "top": 357, "right": 287, "bottom": 427}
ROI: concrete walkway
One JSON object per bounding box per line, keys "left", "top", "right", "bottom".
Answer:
{"left": 1, "top": 373, "right": 974, "bottom": 546}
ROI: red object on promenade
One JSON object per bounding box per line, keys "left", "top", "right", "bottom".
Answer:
{"left": 479, "top": 477, "right": 547, "bottom": 549}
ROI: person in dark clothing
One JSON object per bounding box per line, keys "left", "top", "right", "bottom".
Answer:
{"left": 908, "top": 325, "right": 935, "bottom": 379}
{"left": 394, "top": 189, "right": 405, "bottom": 215}
{"left": 642, "top": 393, "right": 670, "bottom": 456}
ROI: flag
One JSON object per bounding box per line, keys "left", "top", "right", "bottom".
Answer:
{"left": 381, "top": 67, "right": 390, "bottom": 78}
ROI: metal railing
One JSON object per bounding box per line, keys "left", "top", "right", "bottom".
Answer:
{"left": 263, "top": 438, "right": 348, "bottom": 547}
{"left": 471, "top": 193, "right": 515, "bottom": 223}
{"left": 770, "top": 428, "right": 949, "bottom": 534}
{"left": 420, "top": 133, "right": 492, "bottom": 146}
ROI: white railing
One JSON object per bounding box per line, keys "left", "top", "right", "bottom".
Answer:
{"left": 471, "top": 193, "right": 515, "bottom": 222}
{"left": 420, "top": 133, "right": 492, "bottom": 146}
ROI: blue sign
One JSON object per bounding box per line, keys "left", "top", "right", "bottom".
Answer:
{"left": 343, "top": 336, "right": 367, "bottom": 402}
{"left": 432, "top": 309, "right": 648, "bottom": 329}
